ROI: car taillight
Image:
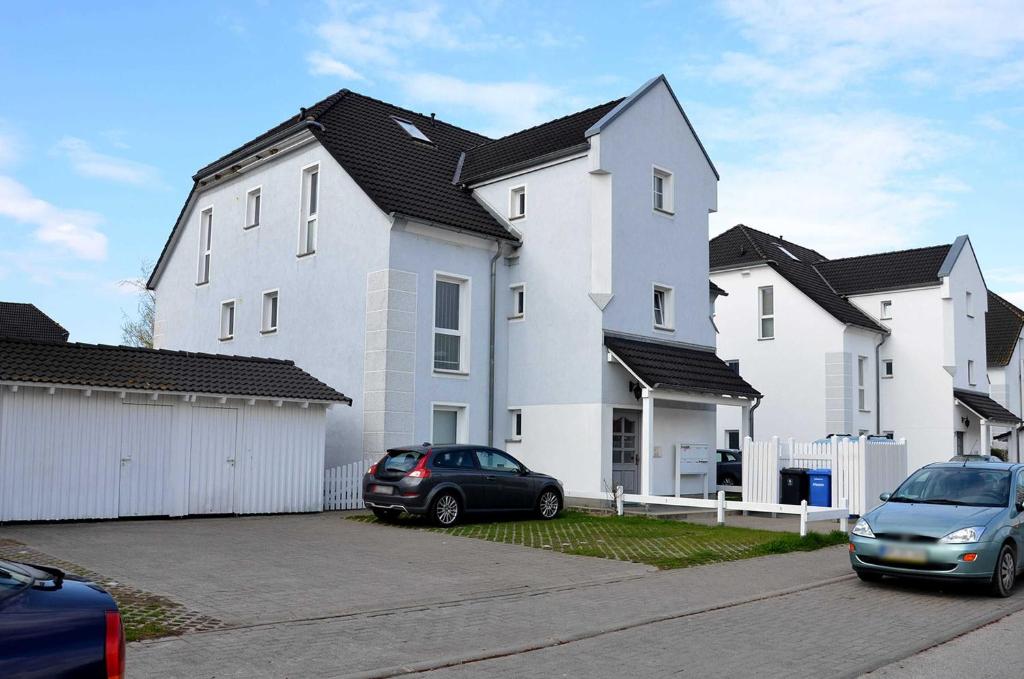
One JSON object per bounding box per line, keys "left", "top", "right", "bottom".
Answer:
{"left": 368, "top": 463, "right": 378, "bottom": 475}
{"left": 105, "top": 610, "right": 125, "bottom": 679}
{"left": 406, "top": 455, "right": 431, "bottom": 479}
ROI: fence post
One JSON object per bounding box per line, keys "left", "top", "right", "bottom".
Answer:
{"left": 716, "top": 490, "right": 725, "bottom": 526}
{"left": 799, "top": 500, "right": 808, "bottom": 537}
{"left": 839, "top": 497, "right": 848, "bottom": 533}
{"left": 615, "top": 485, "right": 624, "bottom": 516}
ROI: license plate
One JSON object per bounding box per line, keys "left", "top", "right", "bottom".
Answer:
{"left": 371, "top": 485, "right": 394, "bottom": 495}
{"left": 879, "top": 546, "right": 927, "bottom": 564}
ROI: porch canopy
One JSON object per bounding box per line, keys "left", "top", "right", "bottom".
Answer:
{"left": 955, "top": 388, "right": 1022, "bottom": 455}
{"left": 604, "top": 334, "right": 762, "bottom": 495}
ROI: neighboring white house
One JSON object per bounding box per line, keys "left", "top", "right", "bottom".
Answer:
{"left": 711, "top": 225, "right": 1021, "bottom": 472}
{"left": 148, "top": 75, "right": 760, "bottom": 496}
{"left": 988, "top": 291, "right": 1024, "bottom": 461}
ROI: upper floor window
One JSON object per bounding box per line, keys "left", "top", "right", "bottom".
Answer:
{"left": 220, "top": 300, "right": 235, "bottom": 341}
{"left": 652, "top": 167, "right": 673, "bottom": 213}
{"left": 758, "top": 286, "right": 774, "bottom": 339}
{"left": 434, "top": 274, "right": 469, "bottom": 373}
{"left": 880, "top": 300, "right": 892, "bottom": 320}
{"left": 261, "top": 290, "right": 279, "bottom": 334}
{"left": 966, "top": 290, "right": 974, "bottom": 318}
{"left": 509, "top": 186, "right": 526, "bottom": 220}
{"left": 968, "top": 359, "right": 976, "bottom": 385}
{"left": 299, "top": 165, "right": 318, "bottom": 256}
{"left": 197, "top": 207, "right": 212, "bottom": 285}
{"left": 245, "top": 187, "right": 261, "bottom": 229}
{"left": 392, "top": 116, "right": 432, "bottom": 143}
{"left": 510, "top": 284, "right": 525, "bottom": 319}
{"left": 858, "top": 356, "right": 868, "bottom": 411}
{"left": 653, "top": 284, "right": 674, "bottom": 330}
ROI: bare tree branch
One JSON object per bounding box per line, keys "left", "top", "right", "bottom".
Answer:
{"left": 120, "top": 260, "right": 155, "bottom": 348}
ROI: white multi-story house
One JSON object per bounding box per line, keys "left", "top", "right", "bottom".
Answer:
{"left": 148, "top": 76, "right": 760, "bottom": 496}
{"left": 711, "top": 225, "right": 1021, "bottom": 472}
{"left": 988, "top": 291, "right": 1024, "bottom": 460}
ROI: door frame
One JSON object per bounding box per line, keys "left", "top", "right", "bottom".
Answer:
{"left": 612, "top": 408, "right": 642, "bottom": 494}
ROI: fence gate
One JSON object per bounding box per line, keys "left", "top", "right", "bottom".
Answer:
{"left": 324, "top": 460, "right": 368, "bottom": 510}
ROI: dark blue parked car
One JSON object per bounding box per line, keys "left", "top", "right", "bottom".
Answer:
{"left": 0, "top": 559, "right": 125, "bottom": 678}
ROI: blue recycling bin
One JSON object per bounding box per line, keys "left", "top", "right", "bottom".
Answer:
{"left": 807, "top": 468, "right": 832, "bottom": 507}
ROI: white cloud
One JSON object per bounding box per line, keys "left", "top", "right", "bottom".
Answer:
{"left": 56, "top": 137, "right": 161, "bottom": 186}
{"left": 307, "top": 52, "right": 365, "bottom": 81}
{"left": 708, "top": 110, "right": 965, "bottom": 254}
{"left": 0, "top": 176, "right": 107, "bottom": 260}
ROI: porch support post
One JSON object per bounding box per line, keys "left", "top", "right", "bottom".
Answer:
{"left": 980, "top": 418, "right": 991, "bottom": 456}
{"left": 641, "top": 389, "right": 654, "bottom": 497}
{"left": 739, "top": 403, "right": 751, "bottom": 442}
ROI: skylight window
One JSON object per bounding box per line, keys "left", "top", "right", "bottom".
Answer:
{"left": 392, "top": 117, "right": 431, "bottom": 143}
{"left": 775, "top": 244, "right": 801, "bottom": 261}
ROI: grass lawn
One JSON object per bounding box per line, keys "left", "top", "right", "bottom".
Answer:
{"left": 352, "top": 510, "right": 847, "bottom": 570}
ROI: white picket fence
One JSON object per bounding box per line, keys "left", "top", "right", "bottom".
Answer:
{"left": 323, "top": 460, "right": 368, "bottom": 511}
{"left": 742, "top": 436, "right": 908, "bottom": 516}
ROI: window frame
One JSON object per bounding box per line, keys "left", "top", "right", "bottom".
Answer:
{"left": 298, "top": 163, "right": 319, "bottom": 257}
{"left": 725, "top": 429, "right": 741, "bottom": 450}
{"left": 261, "top": 289, "right": 279, "bottom": 335}
{"left": 882, "top": 359, "right": 894, "bottom": 379}
{"left": 652, "top": 166, "right": 674, "bottom": 214}
{"left": 509, "top": 409, "right": 523, "bottom": 441}
{"left": 219, "top": 299, "right": 236, "bottom": 341}
{"left": 430, "top": 402, "right": 468, "bottom": 444}
{"left": 858, "top": 355, "right": 869, "bottom": 411}
{"left": 758, "top": 285, "right": 775, "bottom": 340}
{"left": 653, "top": 283, "right": 674, "bottom": 331}
{"left": 509, "top": 283, "right": 525, "bottom": 320}
{"left": 968, "top": 359, "right": 976, "bottom": 386}
{"left": 245, "top": 186, "right": 262, "bottom": 230}
{"left": 880, "top": 300, "right": 892, "bottom": 320}
{"left": 509, "top": 185, "right": 526, "bottom": 220}
{"left": 432, "top": 272, "right": 471, "bottom": 375}
{"left": 196, "top": 206, "right": 213, "bottom": 285}
{"left": 726, "top": 360, "right": 740, "bottom": 374}
{"left": 966, "top": 290, "right": 974, "bottom": 318}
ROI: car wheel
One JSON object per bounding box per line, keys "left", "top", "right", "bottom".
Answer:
{"left": 855, "top": 569, "right": 883, "bottom": 583}
{"left": 720, "top": 475, "right": 738, "bottom": 487}
{"left": 371, "top": 508, "right": 402, "bottom": 522}
{"left": 989, "top": 544, "right": 1017, "bottom": 598}
{"left": 537, "top": 489, "right": 561, "bottom": 520}
{"left": 431, "top": 492, "right": 461, "bottom": 527}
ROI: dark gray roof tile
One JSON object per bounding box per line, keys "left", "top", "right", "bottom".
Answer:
{"left": 987, "top": 290, "right": 1024, "bottom": 367}
{"left": 0, "top": 302, "right": 69, "bottom": 342}
{"left": 954, "top": 388, "right": 1021, "bottom": 424}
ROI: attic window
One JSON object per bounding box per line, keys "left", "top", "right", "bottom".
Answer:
{"left": 392, "top": 117, "right": 432, "bottom": 143}
{"left": 775, "top": 244, "right": 800, "bottom": 261}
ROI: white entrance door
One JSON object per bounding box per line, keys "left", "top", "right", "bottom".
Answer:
{"left": 188, "top": 406, "right": 239, "bottom": 514}
{"left": 119, "top": 402, "right": 174, "bottom": 517}
{"left": 612, "top": 411, "right": 640, "bottom": 494}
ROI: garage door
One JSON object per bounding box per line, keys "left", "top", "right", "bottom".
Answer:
{"left": 188, "top": 406, "right": 239, "bottom": 514}
{"left": 119, "top": 402, "right": 174, "bottom": 517}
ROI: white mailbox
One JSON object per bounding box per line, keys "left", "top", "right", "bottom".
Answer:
{"left": 675, "top": 444, "right": 712, "bottom": 498}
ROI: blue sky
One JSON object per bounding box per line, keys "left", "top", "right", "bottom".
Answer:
{"left": 1, "top": 0, "right": 1022, "bottom": 343}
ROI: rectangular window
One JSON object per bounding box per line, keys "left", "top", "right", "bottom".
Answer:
{"left": 726, "top": 430, "right": 740, "bottom": 450}
{"left": 197, "top": 207, "right": 212, "bottom": 284}
{"left": 510, "top": 284, "right": 525, "bottom": 319}
{"left": 433, "top": 275, "right": 468, "bottom": 373}
{"left": 966, "top": 290, "right": 974, "bottom": 318}
{"left": 758, "top": 286, "right": 775, "bottom": 339}
{"left": 652, "top": 167, "right": 673, "bottom": 213}
{"left": 968, "top": 359, "right": 976, "bottom": 385}
{"left": 219, "top": 300, "right": 235, "bottom": 340}
{"left": 509, "top": 186, "right": 526, "bottom": 219}
{"left": 858, "top": 355, "right": 868, "bottom": 411}
{"left": 880, "top": 300, "right": 892, "bottom": 320}
{"left": 261, "top": 290, "right": 279, "bottom": 333}
{"left": 653, "top": 284, "right": 673, "bottom": 330}
{"left": 726, "top": 360, "right": 740, "bottom": 374}
{"left": 299, "top": 166, "right": 318, "bottom": 256}
{"left": 882, "top": 359, "right": 894, "bottom": 378}
{"left": 245, "top": 187, "right": 261, "bottom": 229}
{"left": 431, "top": 405, "right": 465, "bottom": 444}
{"left": 510, "top": 409, "right": 522, "bottom": 439}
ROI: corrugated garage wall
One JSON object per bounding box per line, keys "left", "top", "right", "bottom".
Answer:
{"left": 0, "top": 386, "right": 328, "bottom": 522}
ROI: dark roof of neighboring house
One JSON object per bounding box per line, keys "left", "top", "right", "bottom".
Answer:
{"left": 0, "top": 302, "right": 69, "bottom": 343}
{"left": 988, "top": 290, "right": 1024, "bottom": 367}
{"left": 709, "top": 280, "right": 728, "bottom": 296}
{"left": 710, "top": 225, "right": 886, "bottom": 332}
{"left": 954, "top": 388, "right": 1021, "bottom": 424}
{"left": 457, "top": 99, "right": 624, "bottom": 184}
{"left": 815, "top": 244, "right": 952, "bottom": 295}
{"left": 605, "top": 334, "right": 761, "bottom": 399}
{"left": 0, "top": 337, "right": 351, "bottom": 403}
{"left": 995, "top": 424, "right": 1024, "bottom": 441}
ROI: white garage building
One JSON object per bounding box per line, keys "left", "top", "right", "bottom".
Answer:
{"left": 0, "top": 336, "right": 351, "bottom": 522}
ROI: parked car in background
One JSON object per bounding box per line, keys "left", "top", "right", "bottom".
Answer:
{"left": 850, "top": 462, "right": 1024, "bottom": 597}
{"left": 716, "top": 449, "right": 742, "bottom": 487}
{"left": 364, "top": 444, "right": 564, "bottom": 526}
{"left": 0, "top": 559, "right": 124, "bottom": 678}
{"left": 950, "top": 454, "right": 1004, "bottom": 463}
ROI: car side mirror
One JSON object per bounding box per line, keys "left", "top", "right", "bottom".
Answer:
{"left": 879, "top": 492, "right": 891, "bottom": 502}
{"left": 1017, "top": 501, "right": 1024, "bottom": 513}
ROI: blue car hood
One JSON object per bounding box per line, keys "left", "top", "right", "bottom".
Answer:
{"left": 868, "top": 502, "right": 1005, "bottom": 539}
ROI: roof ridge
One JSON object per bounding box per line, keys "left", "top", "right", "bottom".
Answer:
{"left": 822, "top": 242, "right": 952, "bottom": 265}
{"left": 464, "top": 97, "right": 624, "bottom": 153}
{"left": 0, "top": 336, "right": 297, "bottom": 365}
{"left": 735, "top": 224, "right": 771, "bottom": 261}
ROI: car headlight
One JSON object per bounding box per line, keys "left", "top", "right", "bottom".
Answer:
{"left": 851, "top": 518, "right": 875, "bottom": 538}
{"left": 938, "top": 527, "right": 986, "bottom": 544}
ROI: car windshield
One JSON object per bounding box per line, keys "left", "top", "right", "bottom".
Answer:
{"left": 0, "top": 559, "right": 34, "bottom": 599}
{"left": 383, "top": 450, "right": 424, "bottom": 473}
{"left": 889, "top": 467, "right": 1011, "bottom": 507}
